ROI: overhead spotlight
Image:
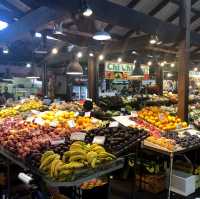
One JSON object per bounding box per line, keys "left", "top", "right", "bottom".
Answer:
{"left": 89, "top": 53, "right": 94, "bottom": 57}
{"left": 77, "top": 52, "right": 83, "bottom": 58}
{"left": 46, "top": 35, "right": 59, "bottom": 41}
{"left": 170, "top": 63, "right": 175, "bottom": 68}
{"left": 163, "top": 61, "right": 167, "bottom": 64}
{"left": 35, "top": 32, "right": 42, "bottom": 38}
{"left": 93, "top": 31, "right": 111, "bottom": 41}
{"left": 52, "top": 48, "right": 58, "bottom": 55}
{"left": 3, "top": 47, "right": 9, "bottom": 54}
{"left": 148, "top": 61, "right": 152, "bottom": 66}
{"left": 117, "top": 57, "right": 122, "bottom": 63}
{"left": 194, "top": 67, "right": 198, "bottom": 72}
{"left": 0, "top": 20, "right": 8, "bottom": 31}
{"left": 160, "top": 62, "right": 165, "bottom": 67}
{"left": 82, "top": 0, "right": 93, "bottom": 17}
{"left": 167, "top": 73, "right": 173, "bottom": 78}
{"left": 26, "top": 63, "right": 32, "bottom": 68}
{"left": 99, "top": 54, "right": 104, "bottom": 61}
{"left": 132, "top": 50, "right": 137, "bottom": 55}
{"left": 149, "top": 35, "right": 159, "bottom": 45}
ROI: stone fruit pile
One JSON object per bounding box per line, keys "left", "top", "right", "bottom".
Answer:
{"left": 0, "top": 117, "right": 73, "bottom": 158}
{"left": 85, "top": 126, "right": 149, "bottom": 155}
{"left": 138, "top": 106, "right": 187, "bottom": 131}
{"left": 39, "top": 141, "right": 116, "bottom": 181}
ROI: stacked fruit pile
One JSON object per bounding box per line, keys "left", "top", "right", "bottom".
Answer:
{"left": 0, "top": 99, "right": 44, "bottom": 119}
{"left": 39, "top": 141, "right": 116, "bottom": 181}
{"left": 50, "top": 101, "right": 83, "bottom": 112}
{"left": 80, "top": 178, "right": 107, "bottom": 190}
{"left": 145, "top": 136, "right": 175, "bottom": 151}
{"left": 130, "top": 117, "right": 161, "bottom": 137}
{"left": 34, "top": 111, "right": 104, "bottom": 131}
{"left": 85, "top": 126, "right": 148, "bottom": 155}
{"left": 0, "top": 117, "right": 73, "bottom": 158}
{"left": 138, "top": 107, "right": 187, "bottom": 131}
{"left": 162, "top": 131, "right": 200, "bottom": 149}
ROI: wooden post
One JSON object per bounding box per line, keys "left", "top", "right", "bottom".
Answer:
{"left": 177, "top": 0, "right": 191, "bottom": 121}
{"left": 156, "top": 65, "right": 163, "bottom": 95}
{"left": 42, "top": 64, "right": 48, "bottom": 96}
{"left": 88, "top": 56, "right": 98, "bottom": 101}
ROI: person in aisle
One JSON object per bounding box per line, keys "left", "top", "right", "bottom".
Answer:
{"left": 3, "top": 86, "right": 14, "bottom": 100}
{"left": 0, "top": 86, "right": 5, "bottom": 105}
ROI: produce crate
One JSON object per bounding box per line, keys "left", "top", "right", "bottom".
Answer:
{"left": 136, "top": 174, "right": 165, "bottom": 193}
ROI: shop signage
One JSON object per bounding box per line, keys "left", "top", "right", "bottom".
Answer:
{"left": 105, "top": 62, "right": 134, "bottom": 80}
{"left": 189, "top": 71, "right": 200, "bottom": 77}
{"left": 105, "top": 62, "right": 134, "bottom": 73}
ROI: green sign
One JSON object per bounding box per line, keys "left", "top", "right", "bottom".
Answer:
{"left": 105, "top": 62, "right": 134, "bottom": 74}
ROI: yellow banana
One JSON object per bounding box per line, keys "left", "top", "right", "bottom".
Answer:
{"left": 41, "top": 151, "right": 55, "bottom": 162}
{"left": 86, "top": 151, "right": 98, "bottom": 163}
{"left": 98, "top": 152, "right": 116, "bottom": 160}
{"left": 39, "top": 154, "right": 59, "bottom": 170}
{"left": 54, "top": 160, "right": 64, "bottom": 178}
{"left": 50, "top": 159, "right": 60, "bottom": 177}
{"left": 60, "top": 162, "right": 84, "bottom": 170}
{"left": 69, "top": 154, "right": 86, "bottom": 162}
{"left": 91, "top": 158, "right": 98, "bottom": 168}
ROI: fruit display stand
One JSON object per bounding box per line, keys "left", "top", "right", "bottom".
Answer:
{"left": 0, "top": 145, "right": 124, "bottom": 199}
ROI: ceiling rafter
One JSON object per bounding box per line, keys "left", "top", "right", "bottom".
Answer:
{"left": 149, "top": 0, "right": 170, "bottom": 16}
{"left": 104, "top": 0, "right": 140, "bottom": 33}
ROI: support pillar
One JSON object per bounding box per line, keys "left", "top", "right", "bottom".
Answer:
{"left": 177, "top": 0, "right": 191, "bottom": 121}
{"left": 42, "top": 64, "right": 48, "bottom": 96}
{"left": 156, "top": 64, "right": 163, "bottom": 95}
{"left": 88, "top": 56, "right": 98, "bottom": 101}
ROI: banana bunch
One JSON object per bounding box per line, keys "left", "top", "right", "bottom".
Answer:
{"left": 63, "top": 142, "right": 116, "bottom": 169}
{"left": 39, "top": 142, "right": 116, "bottom": 182}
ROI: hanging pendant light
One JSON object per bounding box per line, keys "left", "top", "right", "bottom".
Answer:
{"left": 66, "top": 57, "right": 83, "bottom": 75}
{"left": 93, "top": 30, "right": 111, "bottom": 41}
{"left": 53, "top": 22, "right": 65, "bottom": 35}
{"left": 132, "top": 61, "right": 144, "bottom": 77}
{"left": 26, "top": 64, "right": 40, "bottom": 79}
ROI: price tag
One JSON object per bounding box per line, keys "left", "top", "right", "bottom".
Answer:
{"left": 50, "top": 121, "right": 58, "bottom": 128}
{"left": 31, "top": 110, "right": 41, "bottom": 115}
{"left": 85, "top": 112, "right": 91, "bottom": 117}
{"left": 93, "top": 136, "right": 106, "bottom": 145}
{"left": 109, "top": 121, "right": 119, "bottom": 127}
{"left": 121, "top": 108, "right": 125, "bottom": 112}
{"left": 70, "top": 132, "right": 86, "bottom": 141}
{"left": 91, "top": 118, "right": 98, "bottom": 124}
{"left": 127, "top": 96, "right": 132, "bottom": 100}
{"left": 159, "top": 113, "right": 165, "bottom": 120}
{"left": 34, "top": 118, "right": 45, "bottom": 126}
{"left": 75, "top": 112, "right": 79, "bottom": 117}
{"left": 50, "top": 138, "right": 65, "bottom": 145}
{"left": 26, "top": 117, "right": 34, "bottom": 123}
{"left": 68, "top": 120, "right": 75, "bottom": 128}
{"left": 131, "top": 111, "right": 138, "bottom": 118}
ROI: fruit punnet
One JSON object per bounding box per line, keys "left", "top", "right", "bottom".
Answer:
{"left": 39, "top": 142, "right": 116, "bottom": 181}
{"left": 138, "top": 107, "right": 187, "bottom": 131}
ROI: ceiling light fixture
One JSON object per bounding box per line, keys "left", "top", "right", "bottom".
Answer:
{"left": 54, "top": 22, "right": 64, "bottom": 35}
{"left": 93, "top": 31, "right": 111, "bottom": 41}
{"left": 132, "top": 50, "right": 137, "bottom": 55}
{"left": 167, "top": 73, "right": 173, "bottom": 78}
{"left": 170, "top": 63, "right": 175, "bottom": 68}
{"left": 0, "top": 20, "right": 8, "bottom": 31}
{"left": 77, "top": 52, "right": 83, "bottom": 58}
{"left": 148, "top": 61, "right": 152, "bottom": 66}
{"left": 52, "top": 48, "right": 58, "bottom": 55}
{"left": 160, "top": 62, "right": 165, "bottom": 67}
{"left": 99, "top": 54, "right": 104, "bottom": 61}
{"left": 3, "top": 47, "right": 9, "bottom": 54}
{"left": 149, "top": 35, "right": 160, "bottom": 45}
{"left": 89, "top": 53, "right": 94, "bottom": 57}
{"left": 26, "top": 63, "right": 32, "bottom": 68}
{"left": 117, "top": 57, "right": 122, "bottom": 63}
{"left": 35, "top": 32, "right": 42, "bottom": 38}
{"left": 82, "top": 0, "right": 93, "bottom": 17}
{"left": 46, "top": 35, "right": 59, "bottom": 41}
{"left": 194, "top": 67, "right": 198, "bottom": 72}
{"left": 66, "top": 58, "right": 83, "bottom": 75}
